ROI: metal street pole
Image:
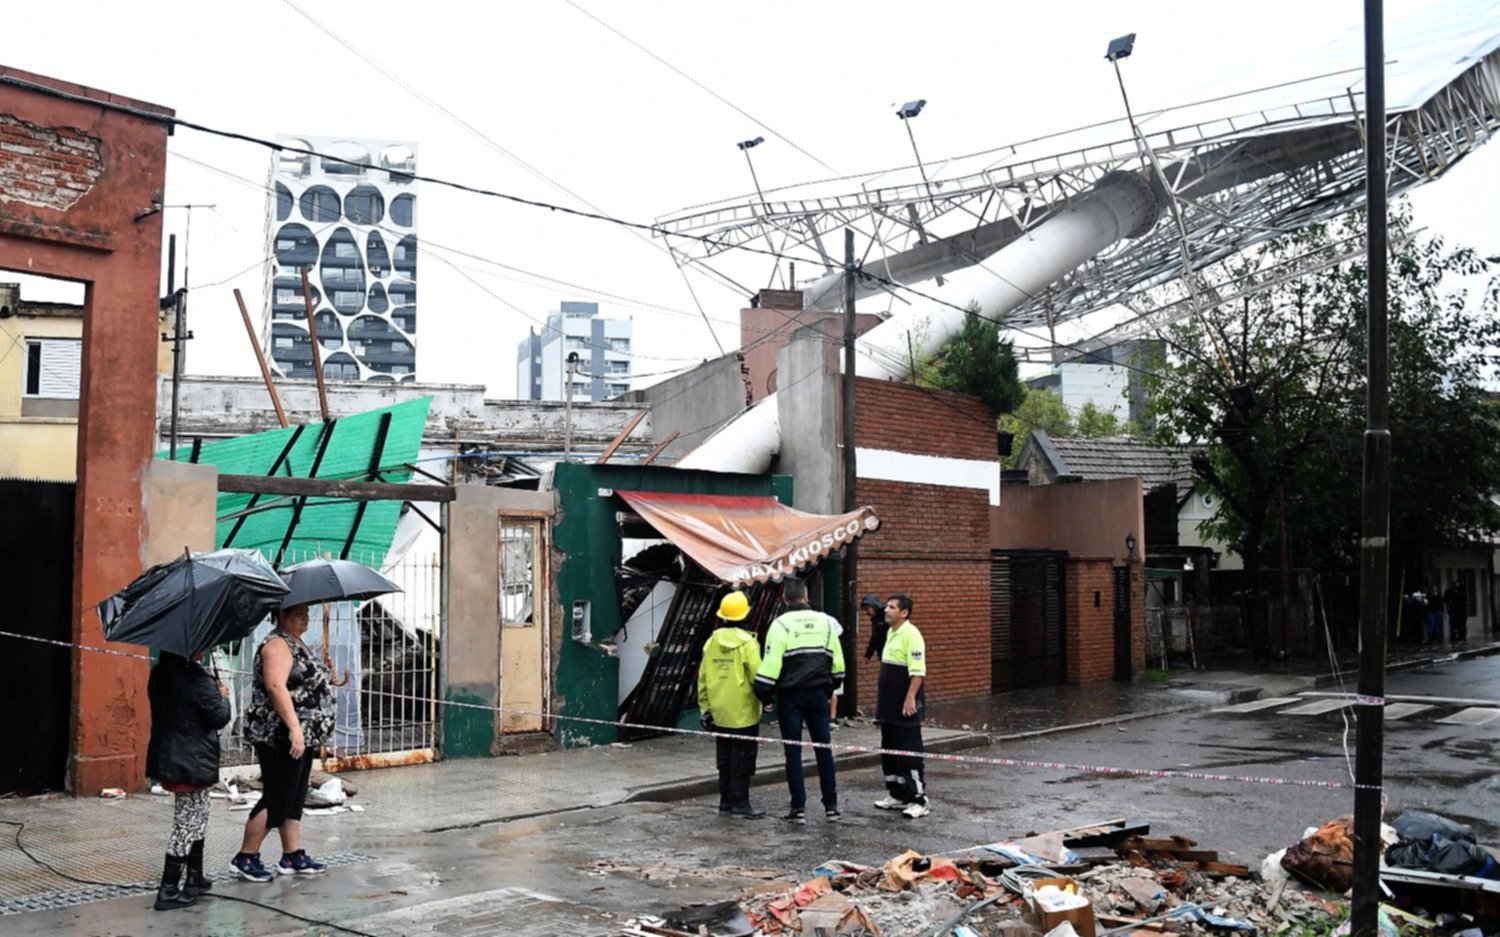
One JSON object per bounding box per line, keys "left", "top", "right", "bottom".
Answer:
{"left": 1352, "top": 1, "right": 1391, "bottom": 933}
{"left": 841, "top": 228, "right": 859, "bottom": 716}
{"left": 564, "top": 351, "right": 577, "bottom": 461}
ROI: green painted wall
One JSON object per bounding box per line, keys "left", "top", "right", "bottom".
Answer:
{"left": 551, "top": 463, "right": 792, "bottom": 746}
{"left": 443, "top": 683, "right": 497, "bottom": 758}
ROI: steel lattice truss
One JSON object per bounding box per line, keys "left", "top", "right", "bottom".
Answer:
{"left": 655, "top": 38, "right": 1500, "bottom": 340}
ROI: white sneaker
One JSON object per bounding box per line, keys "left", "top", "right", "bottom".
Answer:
{"left": 873, "top": 796, "right": 905, "bottom": 811}
{"left": 902, "top": 801, "right": 930, "bottom": 819}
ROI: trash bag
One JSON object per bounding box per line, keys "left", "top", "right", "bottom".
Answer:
{"left": 1389, "top": 810, "right": 1474, "bottom": 844}
{"left": 1282, "top": 816, "right": 1355, "bottom": 892}
{"left": 1386, "top": 833, "right": 1499, "bottom": 878}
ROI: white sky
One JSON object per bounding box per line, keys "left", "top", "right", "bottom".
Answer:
{"left": 5, "top": 0, "right": 1499, "bottom": 395}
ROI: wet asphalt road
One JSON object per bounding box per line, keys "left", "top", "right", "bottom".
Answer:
{"left": 20, "top": 654, "right": 1498, "bottom": 935}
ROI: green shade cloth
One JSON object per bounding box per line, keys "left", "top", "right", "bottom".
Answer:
{"left": 159, "top": 397, "right": 432, "bottom": 565}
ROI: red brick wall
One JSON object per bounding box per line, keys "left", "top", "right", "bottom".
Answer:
{"left": 850, "top": 380, "right": 995, "bottom": 709}
{"left": 1065, "top": 558, "right": 1146, "bottom": 684}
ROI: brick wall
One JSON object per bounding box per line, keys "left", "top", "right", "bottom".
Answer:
{"left": 1065, "top": 557, "right": 1146, "bottom": 684}
{"left": 0, "top": 114, "right": 103, "bottom": 212}
{"left": 854, "top": 377, "right": 995, "bottom": 460}
{"left": 851, "top": 379, "right": 995, "bottom": 709}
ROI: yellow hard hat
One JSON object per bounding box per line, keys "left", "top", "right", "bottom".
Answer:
{"left": 717, "top": 591, "right": 750, "bottom": 622}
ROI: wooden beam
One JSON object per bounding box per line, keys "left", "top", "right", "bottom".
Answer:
{"left": 219, "top": 473, "right": 456, "bottom": 502}
{"left": 595, "top": 410, "right": 647, "bottom": 465}
{"left": 640, "top": 431, "right": 679, "bottom": 466}
{"left": 299, "top": 266, "right": 331, "bottom": 422}
{"left": 233, "top": 288, "right": 288, "bottom": 428}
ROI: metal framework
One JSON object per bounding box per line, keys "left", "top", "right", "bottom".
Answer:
{"left": 655, "top": 35, "right": 1500, "bottom": 343}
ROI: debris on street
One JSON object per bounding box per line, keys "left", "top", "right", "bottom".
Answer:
{"left": 610, "top": 812, "right": 1499, "bottom": 937}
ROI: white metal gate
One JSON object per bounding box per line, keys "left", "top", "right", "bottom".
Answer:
{"left": 219, "top": 547, "right": 443, "bottom": 773}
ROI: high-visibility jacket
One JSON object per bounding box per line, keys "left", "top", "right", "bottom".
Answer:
{"left": 754, "top": 605, "right": 845, "bottom": 702}
{"left": 876, "top": 620, "right": 926, "bottom": 725}
{"left": 696, "top": 626, "right": 763, "bottom": 729}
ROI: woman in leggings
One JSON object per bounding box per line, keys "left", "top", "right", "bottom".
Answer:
{"left": 232, "top": 602, "right": 335, "bottom": 881}
{"left": 146, "top": 651, "right": 232, "bottom": 910}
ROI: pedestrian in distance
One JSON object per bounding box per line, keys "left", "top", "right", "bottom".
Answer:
{"left": 1444, "top": 580, "right": 1467, "bottom": 643}
{"left": 231, "top": 602, "right": 336, "bottom": 882}
{"left": 754, "top": 577, "right": 845, "bottom": 824}
{"left": 861, "top": 593, "right": 888, "bottom": 662}
{"left": 698, "top": 591, "right": 766, "bottom": 819}
{"left": 1426, "top": 583, "right": 1445, "bottom": 644}
{"left": 146, "top": 651, "right": 232, "bottom": 910}
{"left": 873, "top": 593, "right": 929, "bottom": 819}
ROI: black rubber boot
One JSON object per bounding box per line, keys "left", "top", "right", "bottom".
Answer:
{"left": 183, "top": 839, "right": 212, "bottom": 897}
{"left": 154, "top": 855, "right": 197, "bottom": 911}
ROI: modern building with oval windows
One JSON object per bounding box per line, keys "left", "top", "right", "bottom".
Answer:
{"left": 262, "top": 135, "right": 418, "bottom": 383}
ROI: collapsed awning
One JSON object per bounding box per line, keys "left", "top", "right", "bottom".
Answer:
{"left": 616, "top": 490, "right": 880, "bottom": 586}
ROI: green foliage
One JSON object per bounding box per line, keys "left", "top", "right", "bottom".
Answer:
{"left": 1000, "top": 388, "right": 1074, "bottom": 466}
{"left": 928, "top": 304, "right": 1025, "bottom": 416}
{"left": 1076, "top": 400, "right": 1137, "bottom": 437}
{"left": 1145, "top": 205, "right": 1500, "bottom": 583}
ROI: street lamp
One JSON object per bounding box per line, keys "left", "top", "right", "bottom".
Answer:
{"left": 895, "top": 98, "right": 942, "bottom": 284}
{"left": 1125, "top": 532, "right": 1138, "bottom": 561}
{"left": 736, "top": 136, "right": 769, "bottom": 212}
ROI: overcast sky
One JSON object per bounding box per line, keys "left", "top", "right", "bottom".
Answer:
{"left": 5, "top": 0, "right": 1499, "bottom": 395}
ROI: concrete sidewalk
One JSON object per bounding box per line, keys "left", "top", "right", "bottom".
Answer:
{"left": 2, "top": 636, "right": 1493, "bottom": 917}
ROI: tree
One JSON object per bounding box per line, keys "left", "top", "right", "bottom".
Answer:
{"left": 928, "top": 304, "right": 1025, "bottom": 416}
{"left": 1076, "top": 400, "right": 1136, "bottom": 437}
{"left": 999, "top": 388, "right": 1073, "bottom": 466}
{"left": 1145, "top": 206, "right": 1500, "bottom": 655}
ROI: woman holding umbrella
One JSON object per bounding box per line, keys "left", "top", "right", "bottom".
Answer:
{"left": 231, "top": 602, "right": 336, "bottom": 881}
{"left": 147, "top": 650, "right": 231, "bottom": 910}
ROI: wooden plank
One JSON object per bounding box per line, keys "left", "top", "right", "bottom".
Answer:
{"left": 1118, "top": 836, "right": 1199, "bottom": 852}
{"left": 1066, "top": 821, "right": 1151, "bottom": 847}
{"left": 595, "top": 410, "right": 647, "bottom": 464}
{"left": 218, "top": 473, "right": 456, "bottom": 502}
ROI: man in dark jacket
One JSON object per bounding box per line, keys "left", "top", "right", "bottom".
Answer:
{"left": 147, "top": 652, "right": 231, "bottom": 910}
{"left": 754, "top": 577, "right": 845, "bottom": 824}
{"left": 1444, "top": 581, "right": 1467, "bottom": 643}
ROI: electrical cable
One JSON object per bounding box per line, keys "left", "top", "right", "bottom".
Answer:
{"left": 0, "top": 819, "right": 378, "bottom": 937}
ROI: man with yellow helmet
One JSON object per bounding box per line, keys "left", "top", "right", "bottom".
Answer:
{"left": 697, "top": 590, "right": 765, "bottom": 819}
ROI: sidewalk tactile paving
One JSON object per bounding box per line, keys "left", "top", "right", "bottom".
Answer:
{"left": 1277, "top": 698, "right": 1354, "bottom": 716}
{"left": 1436, "top": 707, "right": 1500, "bottom": 726}
{"left": 1212, "top": 696, "right": 1302, "bottom": 714}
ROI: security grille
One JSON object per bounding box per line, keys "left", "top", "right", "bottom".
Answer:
{"left": 990, "top": 550, "right": 1066, "bottom": 690}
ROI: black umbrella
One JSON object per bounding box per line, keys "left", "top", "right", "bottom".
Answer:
{"left": 97, "top": 549, "right": 289, "bottom": 657}
{"left": 277, "top": 558, "right": 401, "bottom": 608}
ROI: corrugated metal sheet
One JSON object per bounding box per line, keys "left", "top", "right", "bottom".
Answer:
{"left": 160, "top": 397, "right": 432, "bottom": 563}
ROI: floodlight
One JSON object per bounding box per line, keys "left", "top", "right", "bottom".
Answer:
{"left": 737, "top": 136, "right": 765, "bottom": 151}
{"left": 896, "top": 99, "right": 926, "bottom": 120}
{"left": 1105, "top": 34, "right": 1135, "bottom": 62}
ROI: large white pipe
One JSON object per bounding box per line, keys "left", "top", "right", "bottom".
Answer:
{"left": 678, "top": 171, "right": 1159, "bottom": 474}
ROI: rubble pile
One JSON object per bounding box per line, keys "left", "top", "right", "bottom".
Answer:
{"left": 612, "top": 814, "right": 1500, "bottom": 937}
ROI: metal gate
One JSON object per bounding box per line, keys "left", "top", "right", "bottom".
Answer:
{"left": 0, "top": 479, "right": 74, "bottom": 794}
{"left": 990, "top": 550, "right": 1067, "bottom": 690}
{"left": 220, "top": 547, "right": 443, "bottom": 772}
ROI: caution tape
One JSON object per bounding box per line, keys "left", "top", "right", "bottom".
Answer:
{"left": 0, "top": 629, "right": 1351, "bottom": 790}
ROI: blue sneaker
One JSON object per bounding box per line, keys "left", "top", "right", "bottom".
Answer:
{"left": 277, "top": 850, "right": 327, "bottom": 876}
{"left": 230, "top": 852, "right": 274, "bottom": 883}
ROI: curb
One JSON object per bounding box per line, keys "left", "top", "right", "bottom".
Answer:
{"left": 1312, "top": 640, "right": 1500, "bottom": 688}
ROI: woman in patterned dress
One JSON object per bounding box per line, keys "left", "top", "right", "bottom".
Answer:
{"left": 230, "top": 602, "right": 336, "bottom": 881}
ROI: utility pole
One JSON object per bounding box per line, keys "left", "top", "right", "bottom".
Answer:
{"left": 841, "top": 228, "right": 859, "bottom": 715}
{"left": 1352, "top": 1, "right": 1391, "bottom": 934}
{"left": 564, "top": 351, "right": 579, "bottom": 461}
{"left": 161, "top": 234, "right": 192, "bottom": 460}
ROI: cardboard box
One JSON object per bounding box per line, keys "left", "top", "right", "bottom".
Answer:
{"left": 1027, "top": 876, "right": 1097, "bottom": 937}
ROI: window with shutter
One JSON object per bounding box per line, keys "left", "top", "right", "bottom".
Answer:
{"left": 23, "top": 339, "right": 82, "bottom": 399}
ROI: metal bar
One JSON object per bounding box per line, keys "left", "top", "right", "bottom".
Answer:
{"left": 594, "top": 410, "right": 647, "bottom": 465}
{"left": 404, "top": 501, "right": 443, "bottom": 533}
{"left": 221, "top": 424, "right": 306, "bottom": 547}
{"left": 233, "top": 288, "right": 288, "bottom": 429}
{"left": 299, "top": 266, "right": 332, "bottom": 423}
{"left": 218, "top": 473, "right": 457, "bottom": 502}
{"left": 341, "top": 412, "right": 394, "bottom": 560}
{"left": 275, "top": 419, "right": 338, "bottom": 566}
